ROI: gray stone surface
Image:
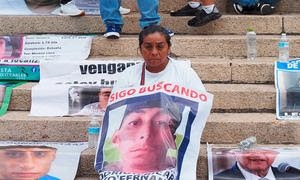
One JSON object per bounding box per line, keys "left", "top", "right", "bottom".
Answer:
{"left": 231, "top": 58, "right": 275, "bottom": 83}
{"left": 90, "top": 35, "right": 300, "bottom": 58}
{"left": 7, "top": 83, "right": 276, "bottom": 111}
{"left": 284, "top": 15, "right": 300, "bottom": 34}
{"left": 0, "top": 15, "right": 283, "bottom": 35}
{"left": 3, "top": 112, "right": 300, "bottom": 144}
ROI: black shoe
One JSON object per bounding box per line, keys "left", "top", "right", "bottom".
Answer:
{"left": 170, "top": 4, "right": 199, "bottom": 16}
{"left": 187, "top": 7, "right": 222, "bottom": 27}
{"left": 259, "top": 3, "right": 275, "bottom": 15}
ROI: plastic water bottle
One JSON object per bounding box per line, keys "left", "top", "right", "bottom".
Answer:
{"left": 246, "top": 31, "right": 256, "bottom": 60}
{"left": 278, "top": 33, "right": 289, "bottom": 61}
{"left": 88, "top": 115, "right": 100, "bottom": 149}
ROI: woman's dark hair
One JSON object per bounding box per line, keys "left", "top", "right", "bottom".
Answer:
{"left": 139, "top": 25, "right": 172, "bottom": 48}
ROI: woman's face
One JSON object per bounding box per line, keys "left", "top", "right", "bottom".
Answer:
{"left": 140, "top": 32, "right": 170, "bottom": 73}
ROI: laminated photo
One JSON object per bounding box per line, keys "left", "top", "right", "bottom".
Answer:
{"left": 275, "top": 58, "right": 300, "bottom": 120}
{"left": 208, "top": 145, "right": 300, "bottom": 180}
{"left": 0, "top": 141, "right": 88, "bottom": 180}
{"left": 95, "top": 82, "right": 213, "bottom": 180}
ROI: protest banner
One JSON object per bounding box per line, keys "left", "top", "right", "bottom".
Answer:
{"left": 208, "top": 145, "right": 300, "bottom": 180}
{"left": 275, "top": 58, "right": 300, "bottom": 120}
{"left": 0, "top": 35, "right": 93, "bottom": 80}
{"left": 95, "top": 81, "right": 213, "bottom": 180}
{"left": 0, "top": 81, "right": 26, "bottom": 116}
{"left": 0, "top": 141, "right": 87, "bottom": 180}
{"left": 30, "top": 60, "right": 140, "bottom": 116}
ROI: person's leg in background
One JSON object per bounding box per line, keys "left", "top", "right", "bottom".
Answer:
{"left": 170, "top": 0, "right": 222, "bottom": 27}
{"left": 170, "top": 1, "right": 201, "bottom": 16}
{"left": 137, "top": 0, "right": 160, "bottom": 29}
{"left": 100, "top": 0, "right": 123, "bottom": 39}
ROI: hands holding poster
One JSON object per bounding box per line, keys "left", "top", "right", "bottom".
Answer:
{"left": 95, "top": 81, "right": 213, "bottom": 180}
{"left": 275, "top": 58, "right": 300, "bottom": 120}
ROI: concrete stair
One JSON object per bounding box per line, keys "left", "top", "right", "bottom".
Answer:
{"left": 1, "top": 14, "right": 300, "bottom": 35}
{"left": 1, "top": 0, "right": 300, "bottom": 179}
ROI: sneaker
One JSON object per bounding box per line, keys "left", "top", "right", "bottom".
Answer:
{"left": 187, "top": 7, "right": 222, "bottom": 27}
{"left": 56, "top": 1, "right": 85, "bottom": 16}
{"left": 104, "top": 25, "right": 121, "bottom": 39}
{"left": 165, "top": 28, "right": 175, "bottom": 37}
{"left": 119, "top": 6, "right": 131, "bottom": 15}
{"left": 259, "top": 3, "right": 275, "bottom": 15}
{"left": 170, "top": 4, "right": 199, "bottom": 16}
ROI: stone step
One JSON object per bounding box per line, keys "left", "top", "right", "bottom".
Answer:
{"left": 2, "top": 14, "right": 294, "bottom": 35}
{"left": 75, "top": 144, "right": 300, "bottom": 179}
{"left": 122, "top": 0, "right": 299, "bottom": 14}
{"left": 90, "top": 35, "right": 300, "bottom": 58}
{"left": 2, "top": 112, "right": 299, "bottom": 144}
{"left": 9, "top": 82, "right": 275, "bottom": 111}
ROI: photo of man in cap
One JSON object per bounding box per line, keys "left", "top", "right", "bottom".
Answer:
{"left": 0, "top": 145, "right": 59, "bottom": 180}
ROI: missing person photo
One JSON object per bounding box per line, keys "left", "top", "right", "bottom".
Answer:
{"left": 0, "top": 141, "right": 88, "bottom": 180}
{"left": 95, "top": 91, "right": 208, "bottom": 180}
{"left": 68, "top": 86, "right": 112, "bottom": 116}
{"left": 210, "top": 147, "right": 300, "bottom": 180}
{"left": 0, "top": 36, "right": 23, "bottom": 59}
{"left": 0, "top": 145, "right": 59, "bottom": 180}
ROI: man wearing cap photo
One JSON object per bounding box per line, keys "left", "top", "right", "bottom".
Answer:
{"left": 0, "top": 145, "right": 59, "bottom": 180}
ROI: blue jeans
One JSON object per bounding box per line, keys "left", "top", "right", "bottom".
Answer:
{"left": 100, "top": 0, "right": 160, "bottom": 29}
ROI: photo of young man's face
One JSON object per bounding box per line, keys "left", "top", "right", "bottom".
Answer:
{"left": 0, "top": 147, "right": 56, "bottom": 180}
{"left": 112, "top": 107, "right": 176, "bottom": 173}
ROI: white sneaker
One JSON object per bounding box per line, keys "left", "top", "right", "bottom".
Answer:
{"left": 57, "top": 1, "right": 85, "bottom": 16}
{"left": 119, "top": 6, "right": 130, "bottom": 15}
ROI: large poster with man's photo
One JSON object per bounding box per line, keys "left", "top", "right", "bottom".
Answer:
{"left": 275, "top": 58, "right": 300, "bottom": 120}
{"left": 95, "top": 81, "right": 213, "bottom": 180}
{"left": 0, "top": 141, "right": 87, "bottom": 180}
{"left": 208, "top": 145, "right": 300, "bottom": 180}
{"left": 0, "top": 35, "right": 93, "bottom": 80}
{"left": 30, "top": 60, "right": 139, "bottom": 116}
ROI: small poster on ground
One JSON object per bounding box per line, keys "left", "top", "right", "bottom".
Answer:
{"left": 0, "top": 35, "right": 93, "bottom": 80}
{"left": 275, "top": 58, "right": 300, "bottom": 120}
{"left": 95, "top": 81, "right": 213, "bottom": 180}
{"left": 0, "top": 141, "right": 88, "bottom": 180}
{"left": 30, "top": 60, "right": 139, "bottom": 116}
{"left": 208, "top": 145, "right": 300, "bottom": 180}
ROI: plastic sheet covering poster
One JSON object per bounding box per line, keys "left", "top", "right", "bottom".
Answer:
{"left": 0, "top": 141, "right": 88, "bottom": 180}
{"left": 275, "top": 58, "right": 300, "bottom": 120}
{"left": 95, "top": 81, "right": 213, "bottom": 180}
{"left": 0, "top": 0, "right": 83, "bottom": 15}
{"left": 0, "top": 35, "right": 93, "bottom": 81}
{"left": 30, "top": 60, "right": 139, "bottom": 116}
{"left": 207, "top": 144, "right": 300, "bottom": 180}
{"left": 0, "top": 81, "right": 26, "bottom": 116}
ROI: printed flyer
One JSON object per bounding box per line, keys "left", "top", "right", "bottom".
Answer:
{"left": 0, "top": 141, "right": 88, "bottom": 180}
{"left": 275, "top": 58, "right": 300, "bottom": 120}
{"left": 95, "top": 81, "right": 213, "bottom": 180}
{"left": 208, "top": 145, "right": 300, "bottom": 180}
{"left": 30, "top": 60, "right": 140, "bottom": 116}
{"left": 0, "top": 35, "right": 93, "bottom": 81}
